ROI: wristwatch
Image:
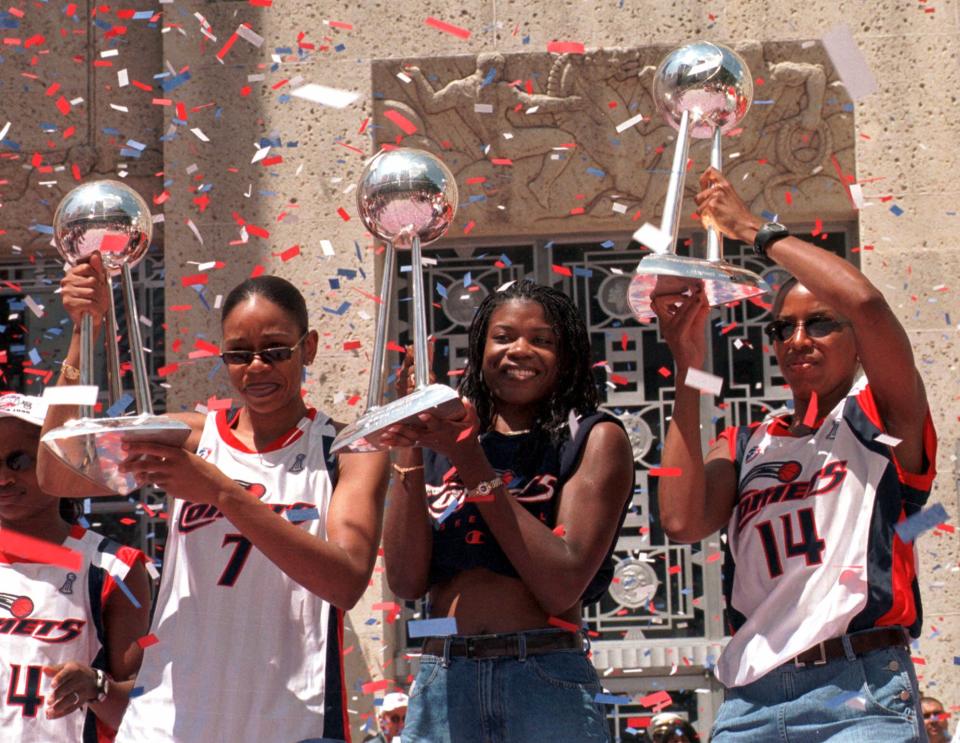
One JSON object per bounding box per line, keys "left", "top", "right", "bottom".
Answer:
{"left": 753, "top": 222, "right": 790, "bottom": 258}
{"left": 466, "top": 476, "right": 503, "bottom": 500}
{"left": 93, "top": 668, "right": 109, "bottom": 704}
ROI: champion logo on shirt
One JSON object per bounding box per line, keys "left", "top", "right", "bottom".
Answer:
{"left": 736, "top": 460, "right": 848, "bottom": 530}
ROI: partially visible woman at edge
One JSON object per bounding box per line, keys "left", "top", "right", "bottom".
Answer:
{"left": 0, "top": 392, "right": 150, "bottom": 743}
{"left": 654, "top": 168, "right": 936, "bottom": 742}
{"left": 38, "top": 253, "right": 389, "bottom": 743}
{"left": 380, "top": 280, "right": 635, "bottom": 743}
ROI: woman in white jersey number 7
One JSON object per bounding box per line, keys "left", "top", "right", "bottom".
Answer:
{"left": 653, "top": 168, "right": 936, "bottom": 743}
{"left": 39, "top": 258, "right": 389, "bottom": 743}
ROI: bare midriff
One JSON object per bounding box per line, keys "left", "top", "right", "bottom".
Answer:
{"left": 428, "top": 567, "right": 582, "bottom": 635}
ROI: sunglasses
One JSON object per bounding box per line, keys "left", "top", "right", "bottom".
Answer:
{"left": 220, "top": 333, "right": 309, "bottom": 366}
{"left": 3, "top": 450, "right": 35, "bottom": 472}
{"left": 383, "top": 713, "right": 405, "bottom": 723}
{"left": 764, "top": 315, "right": 850, "bottom": 343}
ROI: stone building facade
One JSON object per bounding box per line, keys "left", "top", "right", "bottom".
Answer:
{"left": 1, "top": 1, "right": 957, "bottom": 739}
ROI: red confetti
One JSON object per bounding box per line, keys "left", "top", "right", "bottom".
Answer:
{"left": 551, "top": 264, "right": 572, "bottom": 277}
{"left": 361, "top": 679, "right": 390, "bottom": 694}
{"left": 802, "top": 391, "right": 819, "bottom": 428}
{"left": 180, "top": 273, "right": 208, "bottom": 287}
{"left": 649, "top": 467, "right": 682, "bottom": 477}
{"left": 336, "top": 207, "right": 351, "bottom": 222}
{"left": 0, "top": 530, "right": 82, "bottom": 571}
{"left": 547, "top": 616, "right": 581, "bottom": 633}
{"left": 547, "top": 40, "right": 585, "bottom": 54}
{"left": 384, "top": 109, "right": 417, "bottom": 135}
{"left": 343, "top": 340, "right": 362, "bottom": 351}
{"left": 276, "top": 245, "right": 300, "bottom": 262}
{"left": 425, "top": 16, "right": 471, "bottom": 39}
{"left": 156, "top": 363, "right": 179, "bottom": 377}
{"left": 136, "top": 634, "right": 159, "bottom": 649}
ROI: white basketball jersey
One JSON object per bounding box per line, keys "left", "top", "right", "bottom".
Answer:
{"left": 117, "top": 409, "right": 351, "bottom": 743}
{"left": 715, "top": 381, "right": 936, "bottom": 688}
{"left": 1, "top": 525, "right": 141, "bottom": 743}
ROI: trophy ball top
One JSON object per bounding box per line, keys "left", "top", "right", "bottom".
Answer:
{"left": 53, "top": 180, "right": 153, "bottom": 273}
{"left": 653, "top": 41, "right": 753, "bottom": 139}
{"left": 356, "top": 148, "right": 458, "bottom": 248}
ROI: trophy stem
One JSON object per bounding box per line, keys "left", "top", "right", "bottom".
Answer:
{"left": 104, "top": 285, "right": 123, "bottom": 407}
{"left": 79, "top": 314, "right": 95, "bottom": 419}
{"left": 365, "top": 241, "right": 396, "bottom": 410}
{"left": 409, "top": 234, "right": 431, "bottom": 391}
{"left": 659, "top": 108, "right": 692, "bottom": 255}
{"left": 706, "top": 127, "right": 723, "bottom": 263}
{"left": 120, "top": 263, "right": 153, "bottom": 416}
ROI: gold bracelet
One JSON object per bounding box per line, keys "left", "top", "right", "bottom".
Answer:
{"left": 392, "top": 462, "right": 424, "bottom": 484}
{"left": 60, "top": 361, "right": 81, "bottom": 381}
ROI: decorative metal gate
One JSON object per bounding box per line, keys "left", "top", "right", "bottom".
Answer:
{"left": 393, "top": 226, "right": 854, "bottom": 739}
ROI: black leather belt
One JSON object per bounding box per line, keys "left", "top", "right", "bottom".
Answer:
{"left": 791, "top": 627, "right": 908, "bottom": 668}
{"left": 421, "top": 630, "right": 584, "bottom": 660}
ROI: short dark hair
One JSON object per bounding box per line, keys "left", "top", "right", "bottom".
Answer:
{"left": 457, "top": 279, "right": 599, "bottom": 443}
{"left": 221, "top": 275, "right": 308, "bottom": 334}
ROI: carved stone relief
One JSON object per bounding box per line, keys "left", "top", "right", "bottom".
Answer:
{"left": 372, "top": 41, "right": 857, "bottom": 237}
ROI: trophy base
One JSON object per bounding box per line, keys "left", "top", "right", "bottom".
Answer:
{"left": 627, "top": 253, "right": 770, "bottom": 320}
{"left": 41, "top": 415, "right": 192, "bottom": 496}
{"left": 331, "top": 384, "right": 464, "bottom": 453}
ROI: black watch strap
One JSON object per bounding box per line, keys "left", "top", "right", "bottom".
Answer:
{"left": 753, "top": 222, "right": 790, "bottom": 258}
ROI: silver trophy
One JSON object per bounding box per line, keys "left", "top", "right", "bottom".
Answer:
{"left": 41, "top": 180, "right": 190, "bottom": 495}
{"left": 331, "top": 148, "right": 463, "bottom": 453}
{"left": 628, "top": 41, "right": 769, "bottom": 320}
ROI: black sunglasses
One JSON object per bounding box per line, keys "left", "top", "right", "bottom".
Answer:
{"left": 4, "top": 450, "right": 35, "bottom": 472}
{"left": 764, "top": 316, "right": 850, "bottom": 343}
{"left": 220, "top": 332, "right": 309, "bottom": 366}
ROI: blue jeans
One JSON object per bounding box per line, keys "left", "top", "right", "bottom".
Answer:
{"left": 403, "top": 633, "right": 610, "bottom": 743}
{"left": 712, "top": 640, "right": 925, "bottom": 742}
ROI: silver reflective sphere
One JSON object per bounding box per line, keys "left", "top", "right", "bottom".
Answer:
{"left": 653, "top": 41, "right": 753, "bottom": 139}
{"left": 53, "top": 180, "right": 152, "bottom": 273}
{"left": 356, "top": 148, "right": 458, "bottom": 248}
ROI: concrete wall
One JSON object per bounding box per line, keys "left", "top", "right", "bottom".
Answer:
{"left": 2, "top": 1, "right": 957, "bottom": 738}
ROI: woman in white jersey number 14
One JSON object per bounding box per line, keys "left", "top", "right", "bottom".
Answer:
{"left": 652, "top": 168, "right": 935, "bottom": 743}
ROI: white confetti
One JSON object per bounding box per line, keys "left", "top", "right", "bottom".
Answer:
{"left": 615, "top": 113, "right": 645, "bottom": 133}
{"left": 290, "top": 83, "right": 360, "bottom": 109}
{"left": 43, "top": 385, "right": 99, "bottom": 406}
{"left": 874, "top": 433, "right": 902, "bottom": 447}
{"left": 631, "top": 222, "right": 672, "bottom": 254}
{"left": 23, "top": 295, "right": 44, "bottom": 318}
{"left": 118, "top": 69, "right": 129, "bottom": 88}
{"left": 474, "top": 103, "right": 494, "bottom": 113}
{"left": 821, "top": 24, "right": 877, "bottom": 100}
{"left": 190, "top": 127, "right": 210, "bottom": 142}
{"left": 236, "top": 24, "right": 264, "bottom": 48}
{"left": 684, "top": 368, "right": 724, "bottom": 396}
{"left": 320, "top": 239, "right": 335, "bottom": 256}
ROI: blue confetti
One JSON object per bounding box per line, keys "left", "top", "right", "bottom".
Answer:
{"left": 826, "top": 690, "right": 861, "bottom": 708}
{"left": 129, "top": 686, "right": 145, "bottom": 698}
{"left": 288, "top": 507, "right": 320, "bottom": 523}
{"left": 436, "top": 283, "right": 448, "bottom": 299}
{"left": 594, "top": 693, "right": 632, "bottom": 705}
{"left": 895, "top": 502, "right": 949, "bottom": 543}
{"left": 113, "top": 574, "right": 142, "bottom": 609}
{"left": 889, "top": 204, "right": 904, "bottom": 217}
{"left": 435, "top": 499, "right": 459, "bottom": 525}
{"left": 28, "top": 347, "right": 41, "bottom": 365}
{"left": 106, "top": 392, "right": 134, "bottom": 418}
{"left": 407, "top": 617, "right": 458, "bottom": 638}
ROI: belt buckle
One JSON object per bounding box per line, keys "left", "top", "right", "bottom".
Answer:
{"left": 795, "top": 641, "right": 828, "bottom": 668}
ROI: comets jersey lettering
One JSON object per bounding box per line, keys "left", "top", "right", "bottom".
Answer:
{"left": 117, "top": 409, "right": 349, "bottom": 743}
{"left": 0, "top": 525, "right": 142, "bottom": 743}
{"left": 715, "top": 381, "right": 936, "bottom": 688}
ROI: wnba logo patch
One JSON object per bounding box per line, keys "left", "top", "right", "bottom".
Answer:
{"left": 290, "top": 454, "right": 306, "bottom": 473}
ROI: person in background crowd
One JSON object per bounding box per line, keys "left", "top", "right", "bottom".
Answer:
{"left": 922, "top": 696, "right": 952, "bottom": 743}
{"left": 363, "top": 691, "right": 408, "bottom": 743}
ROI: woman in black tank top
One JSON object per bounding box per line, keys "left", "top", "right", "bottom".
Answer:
{"left": 380, "top": 280, "right": 634, "bottom": 743}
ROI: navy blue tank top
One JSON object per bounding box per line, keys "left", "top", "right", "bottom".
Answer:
{"left": 423, "top": 410, "right": 631, "bottom": 605}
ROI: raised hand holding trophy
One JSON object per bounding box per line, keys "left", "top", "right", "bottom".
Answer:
{"left": 331, "top": 148, "right": 463, "bottom": 453}
{"left": 628, "top": 41, "right": 769, "bottom": 321}
{"left": 41, "top": 181, "right": 191, "bottom": 495}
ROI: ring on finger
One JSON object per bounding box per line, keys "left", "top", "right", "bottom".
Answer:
{"left": 72, "top": 691, "right": 80, "bottom": 706}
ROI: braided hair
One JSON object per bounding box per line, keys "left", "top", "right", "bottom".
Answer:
{"left": 458, "top": 280, "right": 599, "bottom": 445}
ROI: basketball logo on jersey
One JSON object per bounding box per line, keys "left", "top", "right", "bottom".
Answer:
{"left": 58, "top": 573, "right": 77, "bottom": 595}
{"left": 290, "top": 453, "right": 306, "bottom": 473}
{"left": 736, "top": 459, "right": 848, "bottom": 529}
{"left": 0, "top": 592, "right": 34, "bottom": 618}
